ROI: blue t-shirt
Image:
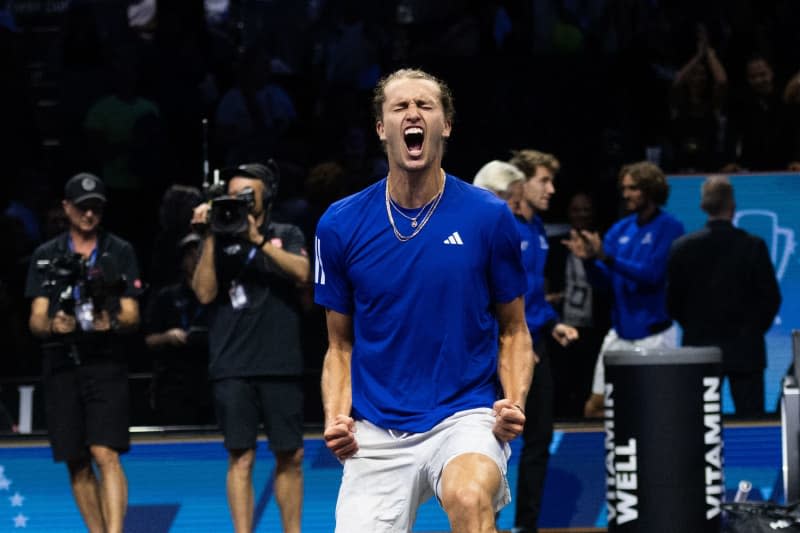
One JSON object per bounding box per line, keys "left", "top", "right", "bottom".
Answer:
{"left": 589, "top": 210, "right": 685, "bottom": 340}
{"left": 517, "top": 216, "right": 558, "bottom": 342}
{"left": 314, "top": 174, "right": 526, "bottom": 432}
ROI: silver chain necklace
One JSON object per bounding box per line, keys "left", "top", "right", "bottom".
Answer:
{"left": 387, "top": 189, "right": 439, "bottom": 228}
{"left": 385, "top": 172, "right": 446, "bottom": 242}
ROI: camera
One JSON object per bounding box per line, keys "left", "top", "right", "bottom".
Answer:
{"left": 37, "top": 254, "right": 86, "bottom": 315}
{"left": 37, "top": 252, "right": 127, "bottom": 331}
{"left": 209, "top": 187, "right": 256, "bottom": 237}
{"left": 197, "top": 161, "right": 280, "bottom": 238}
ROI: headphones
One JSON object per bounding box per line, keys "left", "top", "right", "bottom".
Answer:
{"left": 260, "top": 159, "right": 280, "bottom": 212}
{"left": 222, "top": 159, "right": 281, "bottom": 217}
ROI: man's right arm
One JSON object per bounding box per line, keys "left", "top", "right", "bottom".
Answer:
{"left": 28, "top": 297, "right": 51, "bottom": 338}
{"left": 321, "top": 308, "right": 357, "bottom": 460}
{"left": 29, "top": 297, "right": 76, "bottom": 338}
{"left": 190, "top": 204, "right": 218, "bottom": 304}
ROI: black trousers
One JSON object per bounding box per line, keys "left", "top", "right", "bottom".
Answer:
{"left": 728, "top": 370, "right": 764, "bottom": 416}
{"left": 514, "top": 335, "right": 553, "bottom": 532}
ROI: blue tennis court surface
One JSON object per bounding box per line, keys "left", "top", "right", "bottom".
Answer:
{"left": 0, "top": 424, "right": 783, "bottom": 531}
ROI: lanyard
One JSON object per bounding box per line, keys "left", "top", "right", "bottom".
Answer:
{"left": 67, "top": 236, "right": 98, "bottom": 266}
{"left": 67, "top": 236, "right": 97, "bottom": 301}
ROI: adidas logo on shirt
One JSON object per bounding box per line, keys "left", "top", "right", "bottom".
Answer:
{"left": 443, "top": 232, "right": 464, "bottom": 245}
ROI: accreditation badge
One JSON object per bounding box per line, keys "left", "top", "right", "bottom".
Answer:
{"left": 229, "top": 280, "right": 249, "bottom": 310}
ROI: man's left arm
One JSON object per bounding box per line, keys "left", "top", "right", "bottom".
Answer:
{"left": 257, "top": 241, "right": 310, "bottom": 284}
{"left": 249, "top": 219, "right": 310, "bottom": 284}
{"left": 494, "top": 295, "right": 534, "bottom": 442}
{"left": 597, "top": 220, "right": 685, "bottom": 286}
{"left": 96, "top": 242, "right": 141, "bottom": 332}
{"left": 114, "top": 297, "right": 140, "bottom": 331}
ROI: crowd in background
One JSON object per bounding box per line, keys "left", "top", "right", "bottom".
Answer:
{"left": 1, "top": 0, "right": 799, "bottom": 425}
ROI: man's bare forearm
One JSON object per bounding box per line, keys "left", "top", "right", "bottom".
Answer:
{"left": 321, "top": 346, "right": 352, "bottom": 426}
{"left": 191, "top": 235, "right": 218, "bottom": 304}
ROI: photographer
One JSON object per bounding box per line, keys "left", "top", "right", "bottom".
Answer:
{"left": 24, "top": 172, "right": 140, "bottom": 533}
{"left": 144, "top": 232, "right": 212, "bottom": 426}
{"left": 191, "top": 162, "right": 309, "bottom": 533}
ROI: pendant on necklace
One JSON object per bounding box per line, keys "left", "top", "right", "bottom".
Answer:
{"left": 411, "top": 219, "right": 418, "bottom": 228}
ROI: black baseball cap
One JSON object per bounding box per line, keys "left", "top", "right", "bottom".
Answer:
{"left": 221, "top": 163, "right": 271, "bottom": 182}
{"left": 64, "top": 173, "right": 107, "bottom": 204}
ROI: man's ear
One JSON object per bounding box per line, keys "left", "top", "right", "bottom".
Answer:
{"left": 442, "top": 119, "right": 452, "bottom": 139}
{"left": 376, "top": 120, "right": 386, "bottom": 142}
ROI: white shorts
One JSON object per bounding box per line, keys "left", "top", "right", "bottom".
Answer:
{"left": 334, "top": 408, "right": 512, "bottom": 533}
{"left": 590, "top": 325, "right": 678, "bottom": 394}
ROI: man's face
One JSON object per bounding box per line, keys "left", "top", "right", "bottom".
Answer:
{"left": 376, "top": 77, "right": 451, "bottom": 173}
{"left": 567, "top": 193, "right": 593, "bottom": 230}
{"left": 620, "top": 174, "right": 646, "bottom": 213}
{"left": 746, "top": 59, "right": 773, "bottom": 96}
{"left": 228, "top": 176, "right": 264, "bottom": 215}
{"left": 500, "top": 180, "right": 524, "bottom": 216}
{"left": 63, "top": 199, "right": 104, "bottom": 234}
{"left": 523, "top": 166, "right": 555, "bottom": 213}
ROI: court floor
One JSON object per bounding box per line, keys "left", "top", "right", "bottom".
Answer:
{"left": 0, "top": 423, "right": 783, "bottom": 531}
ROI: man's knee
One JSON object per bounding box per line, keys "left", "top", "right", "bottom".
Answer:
{"left": 275, "top": 448, "right": 304, "bottom": 472}
{"left": 67, "top": 457, "right": 94, "bottom": 481}
{"left": 228, "top": 448, "right": 256, "bottom": 473}
{"left": 89, "top": 445, "right": 121, "bottom": 469}
{"left": 440, "top": 454, "right": 501, "bottom": 519}
{"left": 441, "top": 480, "right": 494, "bottom": 515}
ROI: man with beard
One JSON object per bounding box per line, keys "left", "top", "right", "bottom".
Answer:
{"left": 562, "top": 161, "right": 685, "bottom": 418}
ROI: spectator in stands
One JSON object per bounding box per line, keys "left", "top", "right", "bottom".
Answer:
{"left": 84, "top": 45, "right": 164, "bottom": 263}
{"left": 667, "top": 175, "right": 781, "bottom": 416}
{"left": 725, "top": 54, "right": 798, "bottom": 171}
{"left": 669, "top": 24, "right": 728, "bottom": 173}
{"left": 562, "top": 162, "right": 684, "bottom": 418}
{"left": 214, "top": 45, "right": 297, "bottom": 165}
{"left": 781, "top": 67, "right": 800, "bottom": 170}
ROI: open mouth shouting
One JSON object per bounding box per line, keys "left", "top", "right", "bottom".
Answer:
{"left": 404, "top": 126, "right": 424, "bottom": 157}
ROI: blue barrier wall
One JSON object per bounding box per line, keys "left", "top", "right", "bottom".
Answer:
{"left": 0, "top": 426, "right": 783, "bottom": 531}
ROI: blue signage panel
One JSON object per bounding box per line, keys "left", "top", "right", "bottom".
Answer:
{"left": 666, "top": 173, "right": 800, "bottom": 413}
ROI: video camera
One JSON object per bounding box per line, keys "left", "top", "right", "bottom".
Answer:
{"left": 208, "top": 187, "right": 256, "bottom": 236}
{"left": 198, "top": 161, "right": 280, "bottom": 238}
{"left": 37, "top": 252, "right": 127, "bottom": 331}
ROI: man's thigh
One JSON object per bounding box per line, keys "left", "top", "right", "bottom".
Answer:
{"left": 335, "top": 409, "right": 510, "bottom": 533}
{"left": 213, "top": 378, "right": 259, "bottom": 450}
{"left": 429, "top": 408, "right": 510, "bottom": 511}
{"left": 335, "top": 420, "right": 431, "bottom": 533}
{"left": 43, "top": 367, "right": 87, "bottom": 462}
{"left": 82, "top": 361, "right": 130, "bottom": 455}
{"left": 254, "top": 377, "right": 304, "bottom": 453}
